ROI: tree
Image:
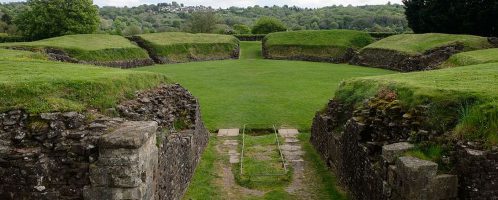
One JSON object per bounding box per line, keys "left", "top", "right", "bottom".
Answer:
{"left": 252, "top": 17, "right": 287, "bottom": 34}
{"left": 233, "top": 24, "right": 251, "bottom": 34}
{"left": 403, "top": 0, "right": 498, "bottom": 36}
{"left": 186, "top": 11, "right": 218, "bottom": 33}
{"left": 15, "top": 0, "right": 100, "bottom": 40}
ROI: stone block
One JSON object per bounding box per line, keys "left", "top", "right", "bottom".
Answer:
{"left": 429, "top": 174, "right": 458, "bottom": 200}
{"left": 217, "top": 129, "right": 239, "bottom": 137}
{"left": 278, "top": 129, "right": 299, "bottom": 137}
{"left": 395, "top": 156, "right": 438, "bottom": 200}
{"left": 382, "top": 142, "right": 415, "bottom": 163}
{"left": 100, "top": 121, "right": 158, "bottom": 149}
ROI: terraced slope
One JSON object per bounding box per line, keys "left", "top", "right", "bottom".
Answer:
{"left": 263, "top": 30, "right": 373, "bottom": 63}
{"left": 131, "top": 32, "right": 240, "bottom": 64}
{"left": 352, "top": 33, "right": 494, "bottom": 71}
{"left": 0, "top": 34, "right": 153, "bottom": 67}
{"left": 0, "top": 48, "right": 167, "bottom": 114}
{"left": 442, "top": 48, "right": 498, "bottom": 67}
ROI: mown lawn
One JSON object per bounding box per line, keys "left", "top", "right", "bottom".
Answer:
{"left": 135, "top": 41, "right": 394, "bottom": 130}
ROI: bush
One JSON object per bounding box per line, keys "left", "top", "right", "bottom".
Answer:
{"left": 252, "top": 17, "right": 287, "bottom": 34}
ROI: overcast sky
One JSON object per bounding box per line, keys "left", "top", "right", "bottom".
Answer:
{"left": 0, "top": 0, "right": 403, "bottom": 8}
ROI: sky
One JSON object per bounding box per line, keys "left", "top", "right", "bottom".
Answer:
{"left": 0, "top": 0, "right": 403, "bottom": 8}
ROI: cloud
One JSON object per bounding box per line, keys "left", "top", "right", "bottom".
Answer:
{"left": 0, "top": 0, "right": 403, "bottom": 8}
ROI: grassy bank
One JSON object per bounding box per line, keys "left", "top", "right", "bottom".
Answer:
{"left": 0, "top": 51, "right": 167, "bottom": 113}
{"left": 0, "top": 34, "right": 150, "bottom": 62}
{"left": 363, "top": 33, "right": 492, "bottom": 55}
{"left": 263, "top": 30, "right": 373, "bottom": 61}
{"left": 137, "top": 32, "right": 239, "bottom": 63}
{"left": 335, "top": 63, "right": 498, "bottom": 145}
{"left": 442, "top": 48, "right": 498, "bottom": 67}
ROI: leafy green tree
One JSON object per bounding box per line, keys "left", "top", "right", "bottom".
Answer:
{"left": 252, "top": 17, "right": 287, "bottom": 34}
{"left": 186, "top": 11, "right": 219, "bottom": 33}
{"left": 403, "top": 0, "right": 498, "bottom": 36}
{"left": 15, "top": 0, "right": 99, "bottom": 40}
{"left": 233, "top": 24, "right": 251, "bottom": 34}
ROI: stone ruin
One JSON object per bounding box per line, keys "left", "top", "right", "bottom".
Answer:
{"left": 0, "top": 84, "right": 209, "bottom": 200}
{"left": 311, "top": 98, "right": 498, "bottom": 200}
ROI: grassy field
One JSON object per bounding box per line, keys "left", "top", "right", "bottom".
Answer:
{"left": 136, "top": 41, "right": 394, "bottom": 130}
{"left": 442, "top": 48, "right": 498, "bottom": 67}
{"left": 335, "top": 63, "right": 498, "bottom": 145}
{"left": 139, "top": 32, "right": 239, "bottom": 44}
{"left": 363, "top": 33, "right": 493, "bottom": 55}
{"left": 263, "top": 30, "right": 373, "bottom": 60}
{"left": 0, "top": 49, "right": 167, "bottom": 113}
{"left": 0, "top": 34, "right": 150, "bottom": 62}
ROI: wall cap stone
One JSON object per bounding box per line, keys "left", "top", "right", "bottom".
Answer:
{"left": 382, "top": 142, "right": 415, "bottom": 163}
{"left": 100, "top": 121, "right": 158, "bottom": 149}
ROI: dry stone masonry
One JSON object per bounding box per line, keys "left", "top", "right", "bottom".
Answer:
{"left": 0, "top": 84, "right": 209, "bottom": 200}
{"left": 311, "top": 97, "right": 498, "bottom": 200}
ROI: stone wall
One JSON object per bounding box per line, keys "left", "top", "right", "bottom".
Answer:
{"left": 311, "top": 98, "right": 498, "bottom": 200}
{"left": 0, "top": 84, "right": 209, "bottom": 200}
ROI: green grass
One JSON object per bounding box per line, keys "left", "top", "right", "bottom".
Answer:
{"left": 234, "top": 134, "right": 291, "bottom": 190}
{"left": 442, "top": 48, "right": 498, "bottom": 67}
{"left": 335, "top": 63, "right": 498, "bottom": 145}
{"left": 0, "top": 34, "right": 150, "bottom": 62}
{"left": 298, "top": 133, "right": 348, "bottom": 200}
{"left": 0, "top": 59, "right": 167, "bottom": 113}
{"left": 135, "top": 41, "right": 394, "bottom": 130}
{"left": 0, "top": 48, "right": 47, "bottom": 61}
{"left": 183, "top": 136, "right": 223, "bottom": 200}
{"left": 264, "top": 30, "right": 373, "bottom": 59}
{"left": 138, "top": 32, "right": 239, "bottom": 63}
{"left": 363, "top": 33, "right": 493, "bottom": 55}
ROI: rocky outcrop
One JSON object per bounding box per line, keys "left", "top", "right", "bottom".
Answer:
{"left": 0, "top": 84, "right": 209, "bottom": 200}
{"left": 351, "top": 43, "right": 466, "bottom": 72}
{"left": 311, "top": 97, "right": 498, "bottom": 199}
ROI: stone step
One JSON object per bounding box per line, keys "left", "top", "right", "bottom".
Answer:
{"left": 284, "top": 138, "right": 299, "bottom": 143}
{"left": 218, "top": 128, "right": 240, "bottom": 137}
{"left": 281, "top": 144, "right": 301, "bottom": 151}
{"left": 223, "top": 140, "right": 239, "bottom": 146}
{"left": 278, "top": 129, "right": 299, "bottom": 138}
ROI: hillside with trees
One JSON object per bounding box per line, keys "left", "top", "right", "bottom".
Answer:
{"left": 0, "top": 1, "right": 409, "bottom": 37}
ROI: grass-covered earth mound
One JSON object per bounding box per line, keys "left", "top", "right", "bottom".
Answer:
{"left": 0, "top": 34, "right": 153, "bottom": 67}
{"left": 442, "top": 48, "right": 498, "bottom": 67}
{"left": 263, "top": 30, "right": 373, "bottom": 63}
{"left": 335, "top": 62, "right": 498, "bottom": 146}
{"left": 0, "top": 48, "right": 167, "bottom": 114}
{"left": 132, "top": 32, "right": 240, "bottom": 64}
{"left": 353, "top": 33, "right": 494, "bottom": 71}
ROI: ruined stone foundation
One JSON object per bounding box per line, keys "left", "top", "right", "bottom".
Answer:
{"left": 0, "top": 84, "right": 209, "bottom": 200}
{"left": 311, "top": 99, "right": 498, "bottom": 200}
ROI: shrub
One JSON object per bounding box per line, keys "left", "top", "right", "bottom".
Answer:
{"left": 252, "top": 17, "right": 287, "bottom": 34}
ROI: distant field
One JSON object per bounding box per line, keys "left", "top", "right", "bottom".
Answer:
{"left": 0, "top": 34, "right": 150, "bottom": 62}
{"left": 336, "top": 63, "right": 498, "bottom": 145}
{"left": 136, "top": 32, "right": 239, "bottom": 63}
{"left": 263, "top": 30, "right": 373, "bottom": 62}
{"left": 363, "top": 33, "right": 493, "bottom": 55}
{"left": 135, "top": 41, "right": 394, "bottom": 130}
{"left": 0, "top": 49, "right": 167, "bottom": 113}
{"left": 442, "top": 48, "right": 498, "bottom": 67}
